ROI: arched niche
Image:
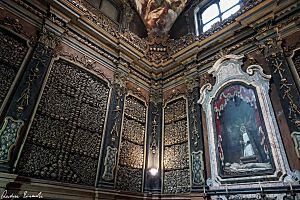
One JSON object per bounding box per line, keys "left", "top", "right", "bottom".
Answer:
{"left": 198, "top": 55, "right": 294, "bottom": 191}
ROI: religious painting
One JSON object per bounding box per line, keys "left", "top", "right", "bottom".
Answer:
{"left": 200, "top": 55, "right": 290, "bottom": 186}
{"left": 133, "top": 0, "right": 187, "bottom": 34}
{"left": 213, "top": 84, "right": 274, "bottom": 177}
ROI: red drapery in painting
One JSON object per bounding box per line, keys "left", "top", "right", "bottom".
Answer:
{"left": 213, "top": 85, "right": 269, "bottom": 165}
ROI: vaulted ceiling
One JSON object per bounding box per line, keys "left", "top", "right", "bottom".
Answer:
{"left": 132, "top": 0, "right": 188, "bottom": 35}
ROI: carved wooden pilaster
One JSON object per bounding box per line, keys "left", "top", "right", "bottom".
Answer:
{"left": 186, "top": 77, "right": 206, "bottom": 191}
{"left": 144, "top": 86, "right": 163, "bottom": 193}
{"left": 260, "top": 36, "right": 300, "bottom": 132}
{"left": 97, "top": 71, "right": 127, "bottom": 188}
{"left": 0, "top": 27, "right": 61, "bottom": 172}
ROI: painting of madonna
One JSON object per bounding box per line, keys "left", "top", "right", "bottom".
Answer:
{"left": 213, "top": 84, "right": 274, "bottom": 177}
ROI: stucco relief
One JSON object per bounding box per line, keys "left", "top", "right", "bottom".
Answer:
{"left": 199, "top": 55, "right": 293, "bottom": 196}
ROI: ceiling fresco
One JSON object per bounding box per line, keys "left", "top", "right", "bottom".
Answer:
{"left": 134, "top": 0, "right": 188, "bottom": 35}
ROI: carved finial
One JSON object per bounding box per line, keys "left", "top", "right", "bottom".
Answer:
{"left": 38, "top": 27, "right": 61, "bottom": 49}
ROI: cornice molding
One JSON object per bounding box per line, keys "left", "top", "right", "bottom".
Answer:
{"left": 5, "top": 0, "right": 300, "bottom": 89}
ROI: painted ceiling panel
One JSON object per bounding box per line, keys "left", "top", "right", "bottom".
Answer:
{"left": 134, "top": 0, "right": 188, "bottom": 35}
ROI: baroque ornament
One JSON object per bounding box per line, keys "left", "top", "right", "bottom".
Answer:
{"left": 199, "top": 55, "right": 294, "bottom": 198}
{"left": 58, "top": 50, "right": 112, "bottom": 85}
{"left": 38, "top": 27, "right": 61, "bottom": 49}
{"left": 0, "top": 117, "right": 24, "bottom": 161}
{"left": 52, "top": 0, "right": 267, "bottom": 64}
{"left": 291, "top": 132, "right": 300, "bottom": 158}
{"left": 102, "top": 146, "right": 118, "bottom": 181}
{"left": 262, "top": 36, "right": 300, "bottom": 131}
{"left": 192, "top": 151, "right": 204, "bottom": 185}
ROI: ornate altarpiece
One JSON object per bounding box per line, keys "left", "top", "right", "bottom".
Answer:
{"left": 199, "top": 55, "right": 294, "bottom": 197}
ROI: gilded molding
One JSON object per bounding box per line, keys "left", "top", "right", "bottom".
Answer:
{"left": 65, "top": 0, "right": 119, "bottom": 36}
{"left": 0, "top": 16, "right": 36, "bottom": 45}
{"left": 65, "top": 29, "right": 118, "bottom": 65}
{"left": 52, "top": 0, "right": 268, "bottom": 66}
{"left": 57, "top": 50, "right": 112, "bottom": 85}
{"left": 10, "top": 0, "right": 300, "bottom": 69}
{"left": 199, "top": 54, "right": 291, "bottom": 187}
{"left": 120, "top": 30, "right": 148, "bottom": 53}
{"left": 11, "top": 0, "right": 44, "bottom": 18}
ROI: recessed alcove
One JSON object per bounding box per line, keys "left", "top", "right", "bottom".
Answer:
{"left": 0, "top": 0, "right": 300, "bottom": 200}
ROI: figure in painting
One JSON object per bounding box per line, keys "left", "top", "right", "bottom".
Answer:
{"left": 240, "top": 125, "right": 255, "bottom": 157}
{"left": 213, "top": 84, "right": 273, "bottom": 176}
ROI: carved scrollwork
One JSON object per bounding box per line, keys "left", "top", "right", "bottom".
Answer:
{"left": 66, "top": 0, "right": 119, "bottom": 37}
{"left": 11, "top": 0, "right": 44, "bottom": 18}
{"left": 66, "top": 29, "right": 118, "bottom": 64}
{"left": 103, "top": 146, "right": 118, "bottom": 181}
{"left": 121, "top": 30, "right": 149, "bottom": 53}
{"left": 199, "top": 54, "right": 291, "bottom": 188}
{"left": 0, "top": 16, "right": 37, "bottom": 44}
{"left": 13, "top": 0, "right": 270, "bottom": 64}
{"left": 57, "top": 51, "right": 112, "bottom": 85}
{"left": 262, "top": 37, "right": 300, "bottom": 131}
{"left": 38, "top": 27, "right": 60, "bottom": 49}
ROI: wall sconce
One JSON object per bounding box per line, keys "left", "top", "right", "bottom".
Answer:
{"left": 149, "top": 168, "right": 158, "bottom": 176}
